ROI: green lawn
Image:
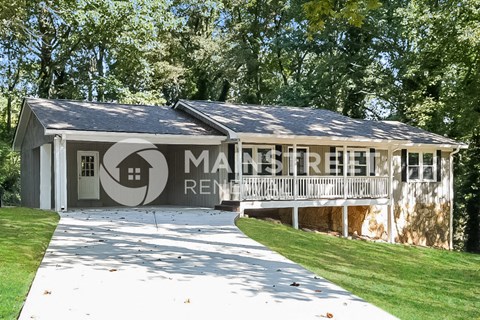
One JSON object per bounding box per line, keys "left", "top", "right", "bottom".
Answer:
{"left": 236, "top": 218, "right": 480, "bottom": 320}
{"left": 0, "top": 208, "right": 59, "bottom": 320}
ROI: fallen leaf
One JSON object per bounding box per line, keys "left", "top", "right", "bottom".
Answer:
{"left": 109, "top": 269, "right": 117, "bottom": 272}
{"left": 43, "top": 290, "right": 51, "bottom": 295}
{"left": 290, "top": 282, "right": 300, "bottom": 287}
{"left": 326, "top": 312, "right": 334, "bottom": 318}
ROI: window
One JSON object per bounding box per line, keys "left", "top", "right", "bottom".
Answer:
{"left": 288, "top": 147, "right": 309, "bottom": 175}
{"left": 240, "top": 145, "right": 275, "bottom": 176}
{"left": 408, "top": 151, "right": 436, "bottom": 181}
{"left": 81, "top": 155, "right": 95, "bottom": 177}
{"left": 331, "top": 148, "right": 369, "bottom": 176}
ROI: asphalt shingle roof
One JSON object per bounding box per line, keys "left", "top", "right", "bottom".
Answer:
{"left": 181, "top": 100, "right": 463, "bottom": 145}
{"left": 26, "top": 98, "right": 222, "bottom": 136}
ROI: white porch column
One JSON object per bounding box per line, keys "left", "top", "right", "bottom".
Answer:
{"left": 292, "top": 206, "right": 299, "bottom": 229}
{"left": 342, "top": 145, "right": 348, "bottom": 238}
{"left": 342, "top": 205, "right": 348, "bottom": 237}
{"left": 293, "top": 143, "right": 297, "bottom": 200}
{"left": 39, "top": 144, "right": 52, "bottom": 210}
{"left": 387, "top": 146, "right": 395, "bottom": 243}
{"left": 343, "top": 145, "right": 348, "bottom": 198}
{"left": 237, "top": 140, "right": 243, "bottom": 202}
{"left": 54, "top": 135, "right": 67, "bottom": 212}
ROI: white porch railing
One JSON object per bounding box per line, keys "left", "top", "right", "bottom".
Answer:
{"left": 239, "top": 176, "right": 388, "bottom": 201}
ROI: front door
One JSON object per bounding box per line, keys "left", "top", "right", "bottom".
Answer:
{"left": 77, "top": 151, "right": 100, "bottom": 200}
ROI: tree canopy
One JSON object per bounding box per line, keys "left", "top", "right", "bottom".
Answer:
{"left": 0, "top": 0, "right": 478, "bottom": 251}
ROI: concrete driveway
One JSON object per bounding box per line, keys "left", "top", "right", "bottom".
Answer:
{"left": 19, "top": 208, "right": 396, "bottom": 320}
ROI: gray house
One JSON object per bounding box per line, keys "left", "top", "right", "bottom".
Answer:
{"left": 13, "top": 98, "right": 467, "bottom": 249}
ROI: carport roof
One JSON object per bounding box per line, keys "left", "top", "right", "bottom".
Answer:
{"left": 25, "top": 98, "right": 223, "bottom": 136}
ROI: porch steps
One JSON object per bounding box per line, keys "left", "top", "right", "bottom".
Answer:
{"left": 214, "top": 200, "right": 240, "bottom": 212}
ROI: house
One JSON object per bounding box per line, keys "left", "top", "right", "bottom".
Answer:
{"left": 13, "top": 98, "right": 467, "bottom": 249}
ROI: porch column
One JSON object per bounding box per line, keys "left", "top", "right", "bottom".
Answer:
{"left": 237, "top": 140, "right": 243, "bottom": 201}
{"left": 54, "top": 135, "right": 67, "bottom": 212}
{"left": 343, "top": 145, "right": 348, "bottom": 199}
{"left": 342, "top": 145, "right": 348, "bottom": 238}
{"left": 292, "top": 206, "right": 299, "bottom": 229}
{"left": 39, "top": 143, "right": 52, "bottom": 210}
{"left": 387, "top": 146, "right": 395, "bottom": 243}
{"left": 293, "top": 143, "right": 297, "bottom": 200}
{"left": 342, "top": 205, "right": 348, "bottom": 237}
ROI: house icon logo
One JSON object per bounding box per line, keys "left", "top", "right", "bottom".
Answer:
{"left": 99, "top": 138, "right": 168, "bottom": 206}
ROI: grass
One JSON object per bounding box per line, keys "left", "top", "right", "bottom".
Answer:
{"left": 0, "top": 207, "right": 59, "bottom": 320}
{"left": 236, "top": 218, "right": 480, "bottom": 320}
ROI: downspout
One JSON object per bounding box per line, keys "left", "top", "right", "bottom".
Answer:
{"left": 449, "top": 146, "right": 461, "bottom": 250}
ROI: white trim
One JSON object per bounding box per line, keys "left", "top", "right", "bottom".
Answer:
{"left": 12, "top": 100, "right": 33, "bottom": 151}
{"left": 77, "top": 150, "right": 100, "bottom": 200}
{"left": 39, "top": 143, "right": 52, "bottom": 210}
{"left": 332, "top": 147, "right": 371, "bottom": 177}
{"left": 239, "top": 198, "right": 390, "bottom": 210}
{"left": 237, "top": 144, "right": 276, "bottom": 176}
{"left": 287, "top": 146, "right": 309, "bottom": 176}
{"left": 235, "top": 133, "right": 467, "bottom": 150}
{"left": 44, "top": 129, "right": 225, "bottom": 145}
{"left": 407, "top": 150, "right": 437, "bottom": 182}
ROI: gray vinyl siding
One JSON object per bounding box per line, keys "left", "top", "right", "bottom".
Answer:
{"left": 66, "top": 142, "right": 223, "bottom": 208}
{"left": 20, "top": 113, "right": 52, "bottom": 207}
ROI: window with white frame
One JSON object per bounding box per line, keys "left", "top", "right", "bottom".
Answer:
{"left": 332, "top": 147, "right": 370, "bottom": 176}
{"left": 288, "top": 147, "right": 309, "bottom": 176}
{"left": 408, "top": 151, "right": 436, "bottom": 181}
{"left": 240, "top": 145, "right": 275, "bottom": 176}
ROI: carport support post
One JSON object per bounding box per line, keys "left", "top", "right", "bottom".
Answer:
{"left": 54, "top": 135, "right": 67, "bottom": 212}
{"left": 292, "top": 206, "right": 299, "bottom": 229}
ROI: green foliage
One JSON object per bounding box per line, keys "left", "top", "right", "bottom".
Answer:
{"left": 237, "top": 218, "right": 480, "bottom": 319}
{"left": 0, "top": 0, "right": 478, "bottom": 250}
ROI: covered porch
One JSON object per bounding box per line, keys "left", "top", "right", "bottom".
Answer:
{"left": 229, "top": 140, "right": 397, "bottom": 243}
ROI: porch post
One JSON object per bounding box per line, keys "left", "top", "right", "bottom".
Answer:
{"left": 342, "top": 145, "right": 348, "bottom": 238}
{"left": 292, "top": 206, "right": 299, "bottom": 229}
{"left": 387, "top": 146, "right": 395, "bottom": 243}
{"left": 54, "top": 135, "right": 67, "bottom": 212}
{"left": 343, "top": 145, "right": 348, "bottom": 198}
{"left": 293, "top": 143, "right": 297, "bottom": 200}
{"left": 342, "top": 205, "right": 348, "bottom": 237}
{"left": 39, "top": 143, "right": 52, "bottom": 210}
{"left": 237, "top": 140, "right": 243, "bottom": 201}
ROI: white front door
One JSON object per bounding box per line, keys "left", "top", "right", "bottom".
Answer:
{"left": 77, "top": 151, "right": 100, "bottom": 200}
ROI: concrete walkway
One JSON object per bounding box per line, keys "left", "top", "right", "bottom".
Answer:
{"left": 20, "top": 208, "right": 396, "bottom": 320}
